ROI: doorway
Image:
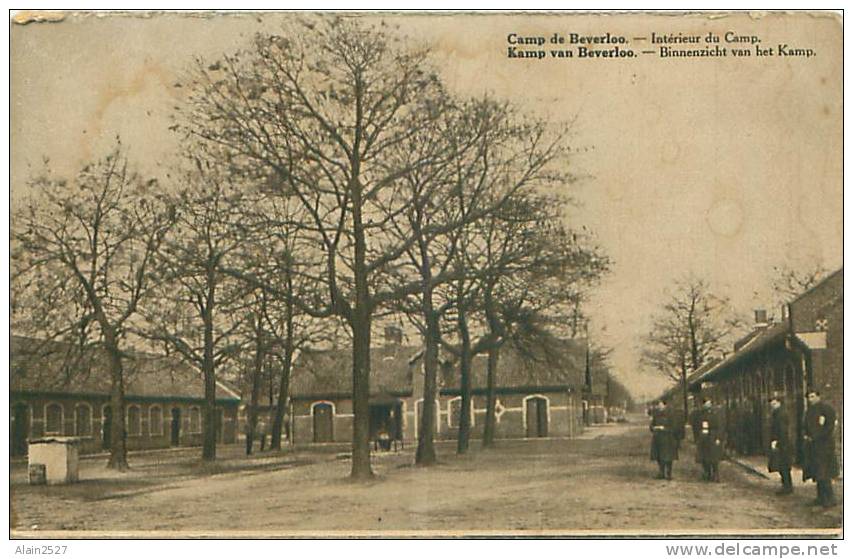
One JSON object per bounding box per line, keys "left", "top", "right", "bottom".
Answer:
{"left": 526, "top": 397, "right": 549, "bottom": 438}
{"left": 12, "top": 404, "right": 29, "bottom": 456}
{"left": 369, "top": 402, "right": 403, "bottom": 449}
{"left": 312, "top": 403, "right": 334, "bottom": 443}
{"left": 171, "top": 408, "right": 181, "bottom": 446}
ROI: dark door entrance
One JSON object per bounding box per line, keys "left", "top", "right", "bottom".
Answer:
{"left": 171, "top": 408, "right": 181, "bottom": 446}
{"left": 313, "top": 403, "right": 333, "bottom": 442}
{"left": 369, "top": 402, "right": 402, "bottom": 449}
{"left": 526, "top": 397, "right": 548, "bottom": 438}
{"left": 12, "top": 404, "right": 29, "bottom": 456}
{"left": 102, "top": 406, "right": 112, "bottom": 450}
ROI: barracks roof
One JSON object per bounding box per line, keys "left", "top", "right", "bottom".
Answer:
{"left": 437, "top": 338, "right": 588, "bottom": 395}
{"left": 289, "top": 338, "right": 590, "bottom": 399}
{"left": 290, "top": 344, "right": 419, "bottom": 399}
{"left": 690, "top": 322, "right": 788, "bottom": 387}
{"left": 10, "top": 335, "right": 241, "bottom": 403}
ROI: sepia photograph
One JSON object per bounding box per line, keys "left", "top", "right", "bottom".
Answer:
{"left": 8, "top": 9, "right": 843, "bottom": 539}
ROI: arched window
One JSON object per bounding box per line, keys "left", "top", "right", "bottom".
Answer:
{"left": 149, "top": 406, "right": 163, "bottom": 436}
{"left": 74, "top": 403, "right": 93, "bottom": 436}
{"left": 127, "top": 405, "right": 142, "bottom": 436}
{"left": 188, "top": 406, "right": 202, "bottom": 434}
{"left": 45, "top": 402, "right": 64, "bottom": 435}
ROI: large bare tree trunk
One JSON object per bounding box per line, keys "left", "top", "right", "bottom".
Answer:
{"left": 270, "top": 302, "right": 294, "bottom": 451}
{"left": 350, "top": 311, "right": 373, "bottom": 479}
{"left": 201, "top": 278, "right": 217, "bottom": 461}
{"left": 349, "top": 123, "right": 374, "bottom": 479}
{"left": 416, "top": 311, "right": 440, "bottom": 466}
{"left": 201, "top": 355, "right": 217, "bottom": 461}
{"left": 482, "top": 346, "right": 500, "bottom": 448}
{"left": 415, "top": 232, "right": 439, "bottom": 466}
{"left": 246, "top": 333, "right": 264, "bottom": 455}
{"left": 104, "top": 333, "right": 129, "bottom": 471}
{"left": 349, "top": 200, "right": 373, "bottom": 477}
{"left": 457, "top": 306, "right": 473, "bottom": 454}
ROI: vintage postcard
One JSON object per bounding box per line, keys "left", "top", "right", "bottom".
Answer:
{"left": 9, "top": 10, "right": 842, "bottom": 539}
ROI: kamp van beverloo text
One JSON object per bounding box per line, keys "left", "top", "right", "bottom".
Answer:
{"left": 507, "top": 32, "right": 635, "bottom": 59}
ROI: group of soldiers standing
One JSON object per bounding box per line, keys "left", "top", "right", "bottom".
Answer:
{"left": 648, "top": 390, "right": 839, "bottom": 508}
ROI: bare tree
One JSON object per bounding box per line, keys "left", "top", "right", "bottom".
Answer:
{"left": 237, "top": 193, "right": 343, "bottom": 451}
{"left": 11, "top": 143, "right": 174, "bottom": 470}
{"left": 176, "top": 17, "right": 494, "bottom": 478}
{"left": 240, "top": 295, "right": 270, "bottom": 455}
{"left": 387, "top": 97, "right": 573, "bottom": 463}
{"left": 430, "top": 113, "right": 584, "bottom": 454}
{"left": 771, "top": 262, "right": 830, "bottom": 305}
{"left": 477, "top": 207, "right": 609, "bottom": 447}
{"left": 641, "top": 277, "right": 740, "bottom": 417}
{"left": 140, "top": 162, "right": 247, "bottom": 461}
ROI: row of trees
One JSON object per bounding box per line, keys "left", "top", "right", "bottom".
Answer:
{"left": 11, "top": 18, "right": 609, "bottom": 477}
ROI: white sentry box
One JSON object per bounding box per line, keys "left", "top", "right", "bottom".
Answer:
{"left": 28, "top": 437, "right": 81, "bottom": 485}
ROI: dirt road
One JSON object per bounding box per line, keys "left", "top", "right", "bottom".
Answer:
{"left": 10, "top": 419, "right": 841, "bottom": 536}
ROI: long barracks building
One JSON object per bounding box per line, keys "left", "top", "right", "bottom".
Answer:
{"left": 689, "top": 268, "right": 842, "bottom": 467}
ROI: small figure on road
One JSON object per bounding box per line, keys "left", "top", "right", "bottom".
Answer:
{"left": 767, "top": 394, "right": 793, "bottom": 495}
{"left": 691, "top": 397, "right": 724, "bottom": 482}
{"left": 650, "top": 399, "right": 678, "bottom": 480}
{"left": 802, "top": 391, "right": 838, "bottom": 507}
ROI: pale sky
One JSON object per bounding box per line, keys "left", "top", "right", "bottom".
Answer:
{"left": 10, "top": 12, "right": 843, "bottom": 402}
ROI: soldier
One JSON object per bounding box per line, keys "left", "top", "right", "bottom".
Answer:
{"left": 767, "top": 394, "right": 793, "bottom": 495}
{"left": 803, "top": 391, "right": 838, "bottom": 507}
{"left": 242, "top": 415, "right": 254, "bottom": 455}
{"left": 650, "top": 399, "right": 678, "bottom": 480}
{"left": 692, "top": 397, "right": 724, "bottom": 482}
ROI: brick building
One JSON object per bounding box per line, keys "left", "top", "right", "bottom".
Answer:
{"left": 288, "top": 330, "right": 587, "bottom": 445}
{"left": 10, "top": 336, "right": 241, "bottom": 456}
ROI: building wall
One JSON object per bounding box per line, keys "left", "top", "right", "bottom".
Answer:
{"left": 789, "top": 270, "right": 843, "bottom": 463}
{"left": 789, "top": 272, "right": 843, "bottom": 418}
{"left": 291, "top": 390, "right": 584, "bottom": 445}
{"left": 10, "top": 394, "right": 239, "bottom": 456}
{"left": 700, "top": 345, "right": 800, "bottom": 458}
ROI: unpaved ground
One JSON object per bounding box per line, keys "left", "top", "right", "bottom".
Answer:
{"left": 11, "top": 420, "right": 841, "bottom": 536}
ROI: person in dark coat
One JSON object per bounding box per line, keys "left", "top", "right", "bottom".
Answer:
{"left": 803, "top": 391, "right": 838, "bottom": 507}
{"left": 689, "top": 404, "right": 703, "bottom": 445}
{"left": 692, "top": 397, "right": 724, "bottom": 482}
{"left": 650, "top": 400, "right": 678, "bottom": 480}
{"left": 767, "top": 394, "right": 793, "bottom": 495}
{"left": 242, "top": 414, "right": 254, "bottom": 455}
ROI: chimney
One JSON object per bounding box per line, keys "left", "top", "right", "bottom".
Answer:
{"left": 753, "top": 309, "right": 768, "bottom": 328}
{"left": 384, "top": 325, "right": 403, "bottom": 346}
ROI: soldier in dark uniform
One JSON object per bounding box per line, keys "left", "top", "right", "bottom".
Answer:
{"left": 803, "top": 391, "right": 838, "bottom": 507}
{"left": 691, "top": 397, "right": 724, "bottom": 482}
{"left": 650, "top": 399, "right": 678, "bottom": 480}
{"left": 767, "top": 394, "right": 793, "bottom": 495}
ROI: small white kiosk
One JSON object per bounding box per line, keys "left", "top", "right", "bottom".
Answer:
{"left": 28, "top": 436, "right": 81, "bottom": 485}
